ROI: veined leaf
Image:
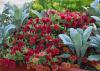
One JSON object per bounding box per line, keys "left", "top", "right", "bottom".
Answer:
{"left": 83, "top": 26, "right": 92, "bottom": 44}
{"left": 70, "top": 28, "right": 82, "bottom": 57}
{"left": 88, "top": 55, "right": 100, "bottom": 61}
{"left": 4, "top": 24, "right": 16, "bottom": 36}
{"left": 57, "top": 53, "right": 70, "bottom": 58}
{"left": 58, "top": 34, "right": 73, "bottom": 45}
{"left": 31, "top": 10, "right": 42, "bottom": 19}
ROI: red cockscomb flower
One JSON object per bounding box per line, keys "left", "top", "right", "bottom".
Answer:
{"left": 54, "top": 24, "right": 60, "bottom": 30}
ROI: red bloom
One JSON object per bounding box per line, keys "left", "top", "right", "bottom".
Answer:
{"left": 65, "top": 16, "right": 72, "bottom": 22}
{"left": 29, "top": 37, "right": 36, "bottom": 46}
{"left": 52, "top": 48, "right": 60, "bottom": 56}
{"left": 42, "top": 17, "right": 50, "bottom": 23}
{"left": 82, "top": 15, "right": 89, "bottom": 23}
{"left": 27, "top": 19, "right": 33, "bottom": 25}
{"left": 35, "top": 18, "right": 39, "bottom": 23}
{"left": 60, "top": 14, "right": 66, "bottom": 19}
{"left": 18, "top": 34, "right": 24, "bottom": 40}
{"left": 69, "top": 55, "right": 78, "bottom": 62}
{"left": 64, "top": 23, "right": 70, "bottom": 28}
{"left": 72, "top": 21, "right": 77, "bottom": 27}
{"left": 90, "top": 18, "right": 96, "bottom": 23}
{"left": 45, "top": 17, "right": 50, "bottom": 23}
{"left": 11, "top": 46, "right": 22, "bottom": 54}
{"left": 82, "top": 57, "right": 88, "bottom": 63}
{"left": 91, "top": 61, "right": 97, "bottom": 66}
{"left": 22, "top": 25, "right": 30, "bottom": 32}
{"left": 18, "top": 41, "right": 25, "bottom": 48}
{"left": 54, "top": 24, "right": 60, "bottom": 30}
{"left": 46, "top": 35, "right": 52, "bottom": 41}
{"left": 83, "top": 25, "right": 88, "bottom": 29}
{"left": 52, "top": 38, "right": 60, "bottom": 44}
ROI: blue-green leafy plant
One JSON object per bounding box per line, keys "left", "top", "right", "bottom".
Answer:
{"left": 58, "top": 26, "right": 93, "bottom": 64}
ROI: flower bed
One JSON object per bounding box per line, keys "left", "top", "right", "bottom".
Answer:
{"left": 0, "top": 10, "right": 99, "bottom": 71}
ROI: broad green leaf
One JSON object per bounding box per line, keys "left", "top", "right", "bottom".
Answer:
{"left": 70, "top": 28, "right": 82, "bottom": 57}
{"left": 83, "top": 26, "right": 92, "bottom": 44}
{"left": 4, "top": 24, "right": 16, "bottom": 36}
{"left": 88, "top": 55, "right": 100, "bottom": 61}
{"left": 58, "top": 34, "right": 73, "bottom": 45}
{"left": 31, "top": 10, "right": 42, "bottom": 19}
{"left": 57, "top": 53, "right": 70, "bottom": 58}
{"left": 81, "top": 42, "right": 90, "bottom": 57}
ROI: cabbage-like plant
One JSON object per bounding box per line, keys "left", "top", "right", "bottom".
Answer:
{"left": 58, "top": 26, "right": 93, "bottom": 64}
{"left": 90, "top": 34, "right": 100, "bottom": 53}
{"left": 0, "top": 3, "right": 30, "bottom": 26}
{"left": 83, "top": 0, "right": 100, "bottom": 27}
{"left": 0, "top": 24, "right": 16, "bottom": 45}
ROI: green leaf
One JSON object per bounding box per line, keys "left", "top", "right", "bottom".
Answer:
{"left": 4, "top": 24, "right": 16, "bottom": 36}
{"left": 81, "top": 42, "right": 90, "bottom": 57}
{"left": 51, "top": 57, "right": 58, "bottom": 62}
{"left": 88, "top": 55, "right": 100, "bottom": 61}
{"left": 31, "top": 10, "right": 42, "bottom": 19}
{"left": 58, "top": 34, "right": 73, "bottom": 45}
{"left": 57, "top": 53, "right": 70, "bottom": 58}
{"left": 70, "top": 28, "right": 82, "bottom": 57}
{"left": 83, "top": 26, "right": 92, "bottom": 44}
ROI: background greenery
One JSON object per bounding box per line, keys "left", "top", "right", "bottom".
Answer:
{"left": 31, "top": 0, "right": 93, "bottom": 11}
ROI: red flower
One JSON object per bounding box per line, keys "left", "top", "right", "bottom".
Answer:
{"left": 65, "top": 16, "right": 72, "bottom": 22}
{"left": 45, "top": 17, "right": 50, "bottom": 23}
{"left": 82, "top": 57, "right": 88, "bottom": 63}
{"left": 46, "top": 35, "right": 52, "bottom": 41}
{"left": 60, "top": 14, "right": 66, "bottom": 19}
{"left": 91, "top": 61, "right": 97, "bottom": 66}
{"left": 52, "top": 48, "right": 60, "bottom": 56}
{"left": 83, "top": 25, "right": 88, "bottom": 29}
{"left": 18, "top": 41, "right": 25, "bottom": 48}
{"left": 90, "top": 18, "right": 96, "bottom": 23}
{"left": 35, "top": 18, "right": 39, "bottom": 23}
{"left": 42, "top": 17, "right": 50, "bottom": 23}
{"left": 29, "top": 37, "right": 36, "bottom": 46}
{"left": 52, "top": 38, "right": 60, "bottom": 44}
{"left": 69, "top": 55, "right": 78, "bottom": 62}
{"left": 82, "top": 15, "right": 89, "bottom": 23}
{"left": 27, "top": 19, "right": 33, "bottom": 25}
{"left": 18, "top": 34, "right": 24, "bottom": 40}
{"left": 54, "top": 24, "right": 60, "bottom": 30}
{"left": 72, "top": 21, "right": 77, "bottom": 27}
{"left": 22, "top": 25, "right": 30, "bottom": 32}
{"left": 64, "top": 23, "right": 70, "bottom": 28}
{"left": 11, "top": 46, "right": 22, "bottom": 54}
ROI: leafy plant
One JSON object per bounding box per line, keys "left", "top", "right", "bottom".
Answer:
{"left": 90, "top": 34, "right": 100, "bottom": 53}
{"left": 0, "top": 3, "right": 30, "bottom": 26}
{"left": 59, "top": 26, "right": 93, "bottom": 64}
{"left": 84, "top": 0, "right": 100, "bottom": 27}
{"left": 0, "top": 24, "right": 16, "bottom": 44}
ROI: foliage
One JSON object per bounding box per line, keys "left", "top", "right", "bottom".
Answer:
{"left": 90, "top": 34, "right": 100, "bottom": 52}
{"left": 59, "top": 26, "right": 93, "bottom": 64}
{"left": 84, "top": 0, "right": 100, "bottom": 27}
{"left": 31, "top": 0, "right": 93, "bottom": 12}
{"left": 0, "top": 3, "right": 30, "bottom": 26}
